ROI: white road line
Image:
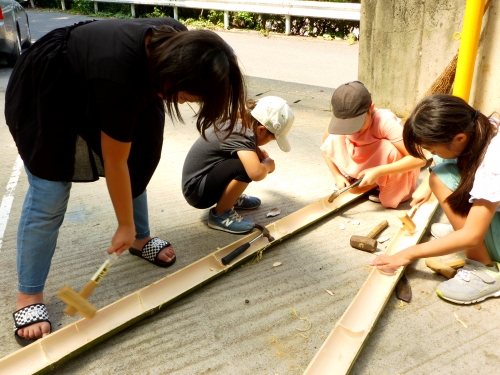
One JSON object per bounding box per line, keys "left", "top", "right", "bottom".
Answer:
{"left": 0, "top": 155, "right": 23, "bottom": 251}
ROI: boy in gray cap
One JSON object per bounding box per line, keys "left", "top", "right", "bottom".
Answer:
{"left": 320, "top": 81, "right": 425, "bottom": 208}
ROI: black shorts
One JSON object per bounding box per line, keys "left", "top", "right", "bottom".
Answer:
{"left": 193, "top": 158, "right": 252, "bottom": 209}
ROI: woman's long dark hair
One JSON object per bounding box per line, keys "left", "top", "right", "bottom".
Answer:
{"left": 147, "top": 26, "right": 246, "bottom": 138}
{"left": 403, "top": 94, "right": 496, "bottom": 216}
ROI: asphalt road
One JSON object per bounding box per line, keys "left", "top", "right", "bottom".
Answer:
{"left": 12, "top": 10, "right": 358, "bottom": 88}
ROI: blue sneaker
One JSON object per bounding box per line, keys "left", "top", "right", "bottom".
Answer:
{"left": 208, "top": 208, "right": 254, "bottom": 234}
{"left": 233, "top": 194, "right": 261, "bottom": 210}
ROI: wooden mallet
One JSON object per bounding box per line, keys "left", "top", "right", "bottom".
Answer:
{"left": 350, "top": 220, "right": 389, "bottom": 253}
{"left": 57, "top": 253, "right": 119, "bottom": 319}
{"left": 397, "top": 206, "right": 418, "bottom": 233}
{"left": 425, "top": 258, "right": 465, "bottom": 279}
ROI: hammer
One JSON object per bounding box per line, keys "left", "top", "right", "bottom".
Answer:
{"left": 57, "top": 253, "right": 119, "bottom": 319}
{"left": 221, "top": 224, "right": 275, "bottom": 265}
{"left": 397, "top": 206, "right": 418, "bottom": 233}
{"left": 425, "top": 258, "right": 466, "bottom": 279}
{"left": 350, "top": 220, "right": 389, "bottom": 253}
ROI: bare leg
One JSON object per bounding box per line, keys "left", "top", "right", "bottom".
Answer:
{"left": 430, "top": 172, "right": 492, "bottom": 265}
{"left": 214, "top": 180, "right": 249, "bottom": 214}
{"left": 16, "top": 292, "right": 51, "bottom": 340}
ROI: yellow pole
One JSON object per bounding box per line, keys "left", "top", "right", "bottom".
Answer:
{"left": 452, "top": 0, "right": 485, "bottom": 101}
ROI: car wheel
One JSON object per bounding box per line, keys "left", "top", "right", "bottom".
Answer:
{"left": 6, "top": 28, "right": 22, "bottom": 67}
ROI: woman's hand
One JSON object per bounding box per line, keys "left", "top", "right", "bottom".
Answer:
{"left": 370, "top": 251, "right": 414, "bottom": 273}
{"left": 357, "top": 167, "right": 380, "bottom": 187}
{"left": 335, "top": 175, "right": 351, "bottom": 189}
{"left": 107, "top": 224, "right": 136, "bottom": 255}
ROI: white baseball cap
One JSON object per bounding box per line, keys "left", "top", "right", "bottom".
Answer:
{"left": 250, "top": 96, "right": 294, "bottom": 152}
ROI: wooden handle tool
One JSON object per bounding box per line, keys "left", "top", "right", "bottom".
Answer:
{"left": 397, "top": 206, "right": 418, "bottom": 232}
{"left": 350, "top": 220, "right": 389, "bottom": 253}
{"left": 60, "top": 253, "right": 119, "bottom": 318}
{"left": 328, "top": 180, "right": 362, "bottom": 203}
{"left": 425, "top": 258, "right": 466, "bottom": 279}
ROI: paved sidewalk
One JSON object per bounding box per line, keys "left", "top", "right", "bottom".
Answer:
{"left": 0, "top": 76, "right": 497, "bottom": 375}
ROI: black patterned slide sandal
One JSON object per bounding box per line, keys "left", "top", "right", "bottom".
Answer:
{"left": 128, "top": 237, "right": 176, "bottom": 268}
{"left": 13, "top": 303, "right": 52, "bottom": 346}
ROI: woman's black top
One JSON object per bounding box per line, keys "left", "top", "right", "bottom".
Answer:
{"left": 5, "top": 18, "right": 186, "bottom": 197}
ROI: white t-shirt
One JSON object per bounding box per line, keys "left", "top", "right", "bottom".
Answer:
{"left": 469, "top": 119, "right": 500, "bottom": 209}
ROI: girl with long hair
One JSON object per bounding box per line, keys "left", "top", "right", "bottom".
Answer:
{"left": 372, "top": 94, "right": 500, "bottom": 305}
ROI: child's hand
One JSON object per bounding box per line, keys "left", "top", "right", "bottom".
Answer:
{"left": 259, "top": 148, "right": 269, "bottom": 159}
{"left": 357, "top": 168, "right": 379, "bottom": 186}
{"left": 370, "top": 252, "right": 413, "bottom": 273}
{"left": 335, "top": 175, "right": 351, "bottom": 189}
{"left": 262, "top": 157, "right": 275, "bottom": 174}
{"left": 107, "top": 224, "right": 136, "bottom": 255}
{"left": 410, "top": 183, "right": 432, "bottom": 207}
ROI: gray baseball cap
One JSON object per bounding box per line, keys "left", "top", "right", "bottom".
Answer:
{"left": 328, "top": 81, "right": 372, "bottom": 135}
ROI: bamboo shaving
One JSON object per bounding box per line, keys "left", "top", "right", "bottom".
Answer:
{"left": 291, "top": 308, "right": 312, "bottom": 332}
{"left": 453, "top": 312, "right": 467, "bottom": 328}
{"left": 242, "top": 249, "right": 264, "bottom": 267}
{"left": 395, "top": 300, "right": 406, "bottom": 309}
{"left": 326, "top": 289, "right": 334, "bottom": 296}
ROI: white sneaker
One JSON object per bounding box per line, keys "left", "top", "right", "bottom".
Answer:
{"left": 436, "top": 259, "right": 500, "bottom": 304}
{"left": 430, "top": 223, "right": 454, "bottom": 238}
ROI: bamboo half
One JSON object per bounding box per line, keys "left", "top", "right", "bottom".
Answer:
{"left": 303, "top": 196, "right": 439, "bottom": 375}
{"left": 0, "top": 184, "right": 374, "bottom": 375}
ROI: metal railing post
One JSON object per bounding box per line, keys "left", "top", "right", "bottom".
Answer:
{"left": 94, "top": 1, "right": 98, "bottom": 13}
{"left": 173, "top": 6, "right": 178, "bottom": 20}
{"left": 285, "top": 15, "right": 291, "bottom": 35}
{"left": 60, "top": 0, "right": 65, "bottom": 11}
{"left": 131, "top": 4, "right": 136, "bottom": 17}
{"left": 224, "top": 10, "right": 229, "bottom": 29}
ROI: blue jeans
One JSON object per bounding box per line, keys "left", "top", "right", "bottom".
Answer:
{"left": 17, "top": 167, "right": 150, "bottom": 294}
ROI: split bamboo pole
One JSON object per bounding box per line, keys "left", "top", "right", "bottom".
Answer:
{"left": 303, "top": 196, "right": 439, "bottom": 374}
{"left": 0, "top": 184, "right": 375, "bottom": 375}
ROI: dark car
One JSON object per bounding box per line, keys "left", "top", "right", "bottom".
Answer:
{"left": 0, "top": 0, "right": 31, "bottom": 66}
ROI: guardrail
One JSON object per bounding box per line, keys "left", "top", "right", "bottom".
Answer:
{"left": 59, "top": 0, "right": 361, "bottom": 34}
